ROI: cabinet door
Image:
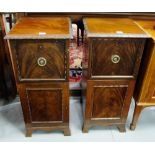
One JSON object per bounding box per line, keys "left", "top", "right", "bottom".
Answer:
{"left": 85, "top": 80, "right": 134, "bottom": 121}
{"left": 90, "top": 38, "right": 145, "bottom": 78}
{"left": 18, "top": 83, "right": 69, "bottom": 125}
{"left": 10, "top": 39, "right": 68, "bottom": 81}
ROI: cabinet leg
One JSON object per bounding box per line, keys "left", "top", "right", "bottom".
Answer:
{"left": 82, "top": 123, "right": 89, "bottom": 133}
{"left": 64, "top": 128, "right": 71, "bottom": 136}
{"left": 130, "top": 104, "right": 144, "bottom": 130}
{"left": 81, "top": 29, "right": 84, "bottom": 44}
{"left": 117, "top": 124, "right": 126, "bottom": 132}
{"left": 80, "top": 97, "right": 83, "bottom": 104}
{"left": 80, "top": 91, "right": 83, "bottom": 104}
{"left": 77, "top": 27, "right": 79, "bottom": 46}
{"left": 26, "top": 128, "right": 32, "bottom": 137}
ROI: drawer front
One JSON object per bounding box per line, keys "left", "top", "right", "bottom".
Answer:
{"left": 91, "top": 38, "right": 145, "bottom": 78}
{"left": 10, "top": 40, "right": 68, "bottom": 81}
{"left": 85, "top": 80, "right": 134, "bottom": 120}
{"left": 18, "top": 83, "right": 69, "bottom": 124}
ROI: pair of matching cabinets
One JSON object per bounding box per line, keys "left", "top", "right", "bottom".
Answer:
{"left": 5, "top": 17, "right": 155, "bottom": 137}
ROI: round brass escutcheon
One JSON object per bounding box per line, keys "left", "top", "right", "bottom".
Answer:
{"left": 111, "top": 54, "right": 120, "bottom": 64}
{"left": 39, "top": 45, "right": 43, "bottom": 49}
{"left": 37, "top": 57, "right": 47, "bottom": 67}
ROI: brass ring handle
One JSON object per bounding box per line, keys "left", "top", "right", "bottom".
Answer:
{"left": 37, "top": 57, "right": 47, "bottom": 67}
{"left": 111, "top": 55, "right": 120, "bottom": 64}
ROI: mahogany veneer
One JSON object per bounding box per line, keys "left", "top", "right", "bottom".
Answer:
{"left": 82, "top": 18, "right": 148, "bottom": 133}
{"left": 5, "top": 17, "right": 72, "bottom": 137}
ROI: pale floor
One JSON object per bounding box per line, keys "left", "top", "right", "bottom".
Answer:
{"left": 0, "top": 97, "right": 155, "bottom": 142}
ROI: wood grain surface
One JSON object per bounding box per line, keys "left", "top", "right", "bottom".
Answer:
{"left": 135, "top": 20, "right": 155, "bottom": 40}
{"left": 10, "top": 39, "right": 67, "bottom": 81}
{"left": 91, "top": 38, "right": 145, "bottom": 77}
{"left": 84, "top": 18, "right": 148, "bottom": 38}
{"left": 5, "top": 17, "right": 72, "bottom": 39}
{"left": 92, "top": 85, "right": 128, "bottom": 118}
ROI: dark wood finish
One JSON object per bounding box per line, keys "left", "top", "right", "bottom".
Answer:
{"left": 82, "top": 18, "right": 147, "bottom": 133}
{"left": 6, "top": 17, "right": 72, "bottom": 137}
{"left": 0, "top": 29, "right": 6, "bottom": 98}
{"left": 76, "top": 21, "right": 84, "bottom": 46}
{"left": 23, "top": 13, "right": 155, "bottom": 23}
{"left": 6, "top": 14, "right": 14, "bottom": 29}
{"left": 0, "top": 14, "right": 17, "bottom": 100}
{"left": 92, "top": 83, "right": 128, "bottom": 119}
{"left": 15, "top": 13, "right": 155, "bottom": 96}
{"left": 130, "top": 20, "right": 155, "bottom": 130}
{"left": 18, "top": 82, "right": 70, "bottom": 137}
{"left": 26, "top": 89, "right": 63, "bottom": 122}
{"left": 82, "top": 80, "right": 135, "bottom": 133}
{"left": 10, "top": 39, "right": 67, "bottom": 81}
{"left": 91, "top": 38, "right": 145, "bottom": 78}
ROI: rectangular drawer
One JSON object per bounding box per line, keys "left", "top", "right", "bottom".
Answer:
{"left": 90, "top": 38, "right": 145, "bottom": 78}
{"left": 10, "top": 39, "right": 68, "bottom": 81}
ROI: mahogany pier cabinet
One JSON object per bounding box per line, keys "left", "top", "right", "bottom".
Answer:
{"left": 81, "top": 18, "right": 148, "bottom": 133}
{"left": 130, "top": 20, "right": 155, "bottom": 130}
{"left": 5, "top": 17, "right": 72, "bottom": 137}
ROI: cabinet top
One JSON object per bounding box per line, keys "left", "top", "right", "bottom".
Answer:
{"left": 5, "top": 17, "right": 73, "bottom": 39}
{"left": 135, "top": 20, "right": 155, "bottom": 40}
{"left": 83, "top": 18, "right": 148, "bottom": 38}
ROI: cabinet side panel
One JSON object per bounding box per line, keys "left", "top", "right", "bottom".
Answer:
{"left": 134, "top": 39, "right": 154, "bottom": 103}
